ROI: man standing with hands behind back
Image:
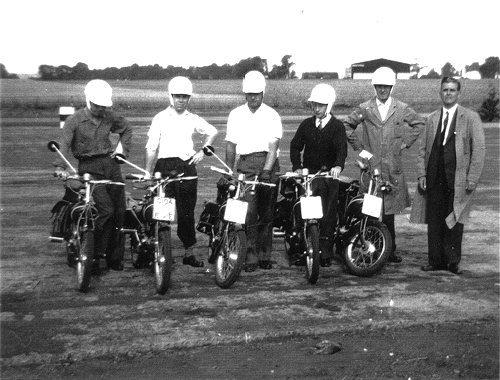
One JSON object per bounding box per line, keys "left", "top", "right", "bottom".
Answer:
{"left": 411, "top": 77, "right": 485, "bottom": 274}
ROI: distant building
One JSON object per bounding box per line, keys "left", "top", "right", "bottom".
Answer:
{"left": 301, "top": 72, "right": 339, "bottom": 80}
{"left": 350, "top": 58, "right": 411, "bottom": 80}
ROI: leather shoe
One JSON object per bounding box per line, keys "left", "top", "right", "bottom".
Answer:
{"left": 182, "top": 255, "right": 204, "bottom": 268}
{"left": 259, "top": 260, "right": 272, "bottom": 270}
{"left": 245, "top": 263, "right": 258, "bottom": 272}
{"left": 109, "top": 261, "right": 124, "bottom": 271}
{"left": 387, "top": 253, "right": 402, "bottom": 263}
{"left": 320, "top": 258, "right": 332, "bottom": 267}
{"left": 448, "top": 263, "right": 463, "bottom": 275}
{"left": 421, "top": 264, "right": 440, "bottom": 272}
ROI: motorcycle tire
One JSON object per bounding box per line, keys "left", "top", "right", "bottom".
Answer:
{"left": 76, "top": 229, "right": 94, "bottom": 293}
{"left": 304, "top": 224, "right": 320, "bottom": 284}
{"left": 343, "top": 219, "right": 392, "bottom": 277}
{"left": 215, "top": 224, "right": 246, "bottom": 289}
{"left": 154, "top": 225, "right": 172, "bottom": 295}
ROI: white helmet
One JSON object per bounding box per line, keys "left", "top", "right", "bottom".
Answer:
{"left": 372, "top": 67, "right": 396, "bottom": 86}
{"left": 84, "top": 79, "right": 112, "bottom": 108}
{"left": 242, "top": 71, "right": 266, "bottom": 94}
{"left": 168, "top": 76, "right": 193, "bottom": 107}
{"left": 308, "top": 83, "right": 336, "bottom": 114}
{"left": 168, "top": 76, "right": 193, "bottom": 96}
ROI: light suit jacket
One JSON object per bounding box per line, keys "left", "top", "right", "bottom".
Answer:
{"left": 344, "top": 97, "right": 424, "bottom": 214}
{"left": 410, "top": 105, "right": 485, "bottom": 228}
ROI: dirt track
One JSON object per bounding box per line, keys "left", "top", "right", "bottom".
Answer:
{"left": 1, "top": 116, "right": 499, "bottom": 379}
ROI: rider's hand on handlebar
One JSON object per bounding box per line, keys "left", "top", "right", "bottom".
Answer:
{"left": 418, "top": 176, "right": 426, "bottom": 191}
{"left": 54, "top": 167, "right": 69, "bottom": 180}
{"left": 188, "top": 151, "right": 204, "bottom": 165}
{"left": 258, "top": 170, "right": 272, "bottom": 183}
{"left": 330, "top": 166, "right": 341, "bottom": 179}
{"left": 294, "top": 168, "right": 303, "bottom": 175}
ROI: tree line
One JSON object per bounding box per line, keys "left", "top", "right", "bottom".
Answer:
{"left": 34, "top": 56, "right": 297, "bottom": 81}
{"left": 1, "top": 56, "right": 498, "bottom": 81}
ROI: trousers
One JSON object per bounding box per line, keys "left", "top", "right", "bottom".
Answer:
{"left": 78, "top": 156, "right": 125, "bottom": 263}
{"left": 237, "top": 153, "right": 279, "bottom": 264}
{"left": 154, "top": 157, "right": 198, "bottom": 249}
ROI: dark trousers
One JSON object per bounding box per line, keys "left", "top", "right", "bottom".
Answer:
{"left": 154, "top": 157, "right": 198, "bottom": 249}
{"left": 382, "top": 213, "right": 396, "bottom": 253}
{"left": 312, "top": 178, "right": 339, "bottom": 259}
{"left": 237, "top": 153, "right": 279, "bottom": 264}
{"left": 79, "top": 156, "right": 125, "bottom": 263}
{"left": 426, "top": 179, "right": 463, "bottom": 268}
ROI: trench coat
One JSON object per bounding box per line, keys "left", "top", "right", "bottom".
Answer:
{"left": 409, "top": 105, "right": 485, "bottom": 228}
{"left": 344, "top": 98, "right": 424, "bottom": 215}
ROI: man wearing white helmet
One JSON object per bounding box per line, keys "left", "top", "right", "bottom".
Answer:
{"left": 145, "top": 76, "right": 218, "bottom": 268}
{"left": 225, "top": 70, "right": 283, "bottom": 272}
{"left": 290, "top": 83, "right": 347, "bottom": 266}
{"left": 54, "top": 79, "right": 132, "bottom": 271}
{"left": 343, "top": 67, "right": 424, "bottom": 263}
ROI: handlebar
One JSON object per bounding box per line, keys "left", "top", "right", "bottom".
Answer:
{"left": 210, "top": 166, "right": 275, "bottom": 187}
{"left": 63, "top": 175, "right": 125, "bottom": 186}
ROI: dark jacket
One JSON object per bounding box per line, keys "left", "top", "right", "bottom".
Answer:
{"left": 53, "top": 108, "right": 132, "bottom": 168}
{"left": 290, "top": 115, "right": 347, "bottom": 173}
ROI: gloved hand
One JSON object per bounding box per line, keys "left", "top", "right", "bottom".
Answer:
{"left": 54, "top": 167, "right": 69, "bottom": 179}
{"left": 202, "top": 145, "right": 215, "bottom": 156}
{"left": 258, "top": 170, "right": 272, "bottom": 183}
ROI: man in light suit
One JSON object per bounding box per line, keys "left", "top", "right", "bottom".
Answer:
{"left": 344, "top": 67, "right": 424, "bottom": 263}
{"left": 410, "top": 77, "right": 485, "bottom": 274}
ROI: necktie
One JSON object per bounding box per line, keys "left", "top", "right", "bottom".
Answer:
{"left": 318, "top": 119, "right": 323, "bottom": 129}
{"left": 440, "top": 111, "right": 449, "bottom": 146}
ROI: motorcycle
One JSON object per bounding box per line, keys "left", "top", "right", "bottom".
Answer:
{"left": 196, "top": 149, "right": 276, "bottom": 288}
{"left": 273, "top": 169, "right": 330, "bottom": 284}
{"left": 119, "top": 161, "right": 197, "bottom": 295}
{"left": 274, "top": 152, "right": 393, "bottom": 277}
{"left": 48, "top": 141, "right": 125, "bottom": 292}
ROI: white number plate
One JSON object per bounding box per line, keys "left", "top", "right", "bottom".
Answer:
{"left": 300, "top": 196, "right": 323, "bottom": 219}
{"left": 153, "top": 197, "right": 176, "bottom": 221}
{"left": 224, "top": 199, "right": 248, "bottom": 224}
{"left": 362, "top": 194, "right": 383, "bottom": 218}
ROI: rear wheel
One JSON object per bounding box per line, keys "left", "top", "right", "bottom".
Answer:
{"left": 215, "top": 224, "right": 246, "bottom": 289}
{"left": 154, "top": 224, "right": 172, "bottom": 295}
{"left": 76, "top": 229, "right": 94, "bottom": 293}
{"left": 304, "top": 224, "right": 320, "bottom": 284}
{"left": 343, "top": 219, "right": 392, "bottom": 277}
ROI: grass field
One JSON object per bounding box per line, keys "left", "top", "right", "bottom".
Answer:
{"left": 1, "top": 78, "right": 498, "bottom": 117}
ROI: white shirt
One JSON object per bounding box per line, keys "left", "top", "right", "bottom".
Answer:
{"left": 225, "top": 103, "right": 283, "bottom": 155}
{"left": 376, "top": 97, "right": 392, "bottom": 121}
{"left": 441, "top": 104, "right": 458, "bottom": 145}
{"left": 145, "top": 107, "right": 217, "bottom": 160}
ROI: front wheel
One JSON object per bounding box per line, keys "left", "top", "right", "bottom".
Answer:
{"left": 304, "top": 224, "right": 320, "bottom": 284}
{"left": 154, "top": 224, "right": 172, "bottom": 295}
{"left": 214, "top": 224, "right": 246, "bottom": 289}
{"left": 343, "top": 219, "right": 392, "bottom": 277}
{"left": 76, "top": 229, "right": 94, "bottom": 293}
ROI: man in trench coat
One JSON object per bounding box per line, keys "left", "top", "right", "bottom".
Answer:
{"left": 410, "top": 77, "right": 485, "bottom": 274}
{"left": 343, "top": 67, "right": 424, "bottom": 263}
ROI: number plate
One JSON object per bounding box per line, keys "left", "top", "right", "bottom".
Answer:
{"left": 224, "top": 199, "right": 248, "bottom": 224}
{"left": 153, "top": 197, "right": 176, "bottom": 221}
{"left": 362, "top": 194, "right": 382, "bottom": 218}
{"left": 300, "top": 196, "right": 323, "bottom": 219}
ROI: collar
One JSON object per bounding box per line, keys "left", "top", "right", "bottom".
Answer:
{"left": 442, "top": 104, "right": 458, "bottom": 118}
{"left": 317, "top": 113, "right": 332, "bottom": 127}
{"left": 376, "top": 97, "right": 392, "bottom": 108}
{"left": 166, "top": 106, "right": 190, "bottom": 117}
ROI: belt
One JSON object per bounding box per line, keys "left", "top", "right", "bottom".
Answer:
{"left": 240, "top": 151, "right": 267, "bottom": 159}
{"left": 77, "top": 153, "right": 111, "bottom": 161}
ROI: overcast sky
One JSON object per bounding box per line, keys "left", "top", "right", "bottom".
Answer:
{"left": 2, "top": 0, "right": 499, "bottom": 76}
